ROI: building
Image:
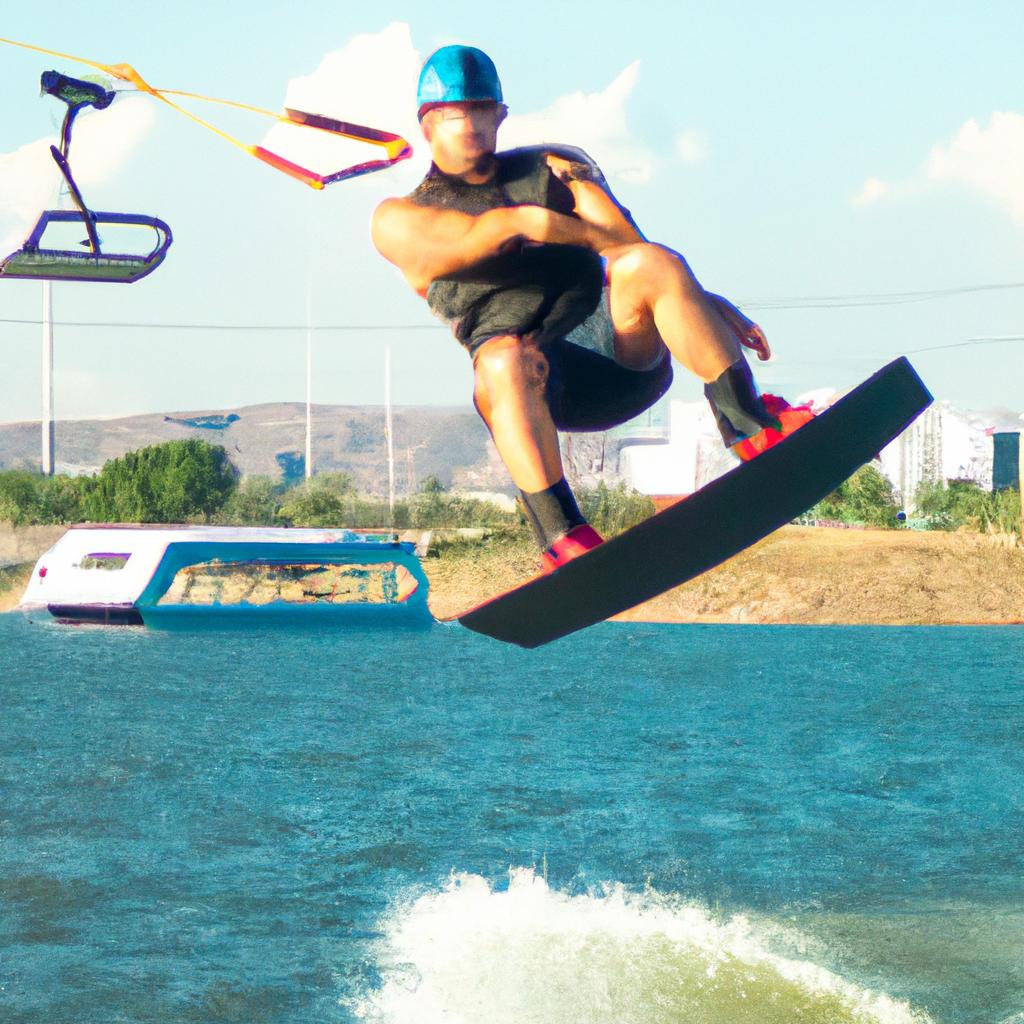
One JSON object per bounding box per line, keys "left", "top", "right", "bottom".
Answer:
{"left": 615, "top": 398, "right": 733, "bottom": 497}
{"left": 877, "top": 401, "right": 1008, "bottom": 506}
{"left": 616, "top": 392, "right": 1018, "bottom": 510}
{"left": 992, "top": 432, "right": 1022, "bottom": 492}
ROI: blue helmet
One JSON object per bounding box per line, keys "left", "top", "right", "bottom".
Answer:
{"left": 416, "top": 45, "right": 503, "bottom": 120}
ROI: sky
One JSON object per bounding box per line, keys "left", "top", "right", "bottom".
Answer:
{"left": 1, "top": 0, "right": 1022, "bottom": 424}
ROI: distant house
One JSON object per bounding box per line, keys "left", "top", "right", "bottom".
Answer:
{"left": 992, "top": 432, "right": 1021, "bottom": 492}
{"left": 616, "top": 393, "right": 1014, "bottom": 509}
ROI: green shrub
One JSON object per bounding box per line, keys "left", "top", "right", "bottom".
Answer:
{"left": 914, "top": 479, "right": 1020, "bottom": 535}
{"left": 808, "top": 465, "right": 900, "bottom": 527}
{"left": 0, "top": 470, "right": 89, "bottom": 526}
{"left": 277, "top": 487, "right": 348, "bottom": 528}
{"left": 578, "top": 481, "right": 656, "bottom": 536}
{"left": 37, "top": 474, "right": 90, "bottom": 524}
{"left": 0, "top": 471, "right": 39, "bottom": 526}
{"left": 214, "top": 475, "right": 281, "bottom": 525}
{"left": 307, "top": 471, "right": 356, "bottom": 498}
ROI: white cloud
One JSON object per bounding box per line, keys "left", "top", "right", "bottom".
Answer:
{"left": 0, "top": 90, "right": 155, "bottom": 257}
{"left": 262, "top": 31, "right": 653, "bottom": 195}
{"left": 70, "top": 95, "right": 155, "bottom": 188}
{"left": 0, "top": 138, "right": 60, "bottom": 256}
{"left": 501, "top": 61, "right": 653, "bottom": 185}
{"left": 674, "top": 130, "right": 707, "bottom": 164}
{"left": 260, "top": 22, "right": 427, "bottom": 194}
{"left": 282, "top": 21, "right": 421, "bottom": 132}
{"left": 793, "top": 387, "right": 839, "bottom": 414}
{"left": 927, "top": 111, "right": 1024, "bottom": 224}
{"left": 850, "top": 176, "right": 890, "bottom": 207}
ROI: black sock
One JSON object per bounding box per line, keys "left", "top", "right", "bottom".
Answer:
{"left": 519, "top": 478, "right": 586, "bottom": 550}
{"left": 704, "top": 357, "right": 781, "bottom": 446}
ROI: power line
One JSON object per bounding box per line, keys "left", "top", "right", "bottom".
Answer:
{"left": 743, "top": 281, "right": 1024, "bottom": 310}
{"left": 1, "top": 280, "right": 1022, "bottom": 331}
{"left": 905, "top": 335, "right": 1024, "bottom": 355}
{"left": 0, "top": 318, "right": 444, "bottom": 331}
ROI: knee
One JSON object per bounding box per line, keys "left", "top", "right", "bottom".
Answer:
{"left": 473, "top": 336, "right": 549, "bottom": 406}
{"left": 614, "top": 243, "right": 700, "bottom": 297}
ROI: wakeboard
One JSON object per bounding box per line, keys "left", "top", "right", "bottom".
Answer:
{"left": 455, "top": 356, "right": 932, "bottom": 648}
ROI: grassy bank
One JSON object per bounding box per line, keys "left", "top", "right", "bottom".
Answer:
{"left": 0, "top": 562, "right": 33, "bottom": 613}
{"left": 424, "top": 525, "right": 1024, "bottom": 625}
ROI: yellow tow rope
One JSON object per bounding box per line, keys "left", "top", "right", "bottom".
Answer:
{"left": 0, "top": 35, "right": 412, "bottom": 188}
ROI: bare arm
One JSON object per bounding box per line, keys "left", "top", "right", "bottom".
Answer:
{"left": 546, "top": 150, "right": 772, "bottom": 359}
{"left": 546, "top": 153, "right": 645, "bottom": 251}
{"left": 372, "top": 199, "right": 530, "bottom": 295}
{"left": 372, "top": 196, "right": 627, "bottom": 294}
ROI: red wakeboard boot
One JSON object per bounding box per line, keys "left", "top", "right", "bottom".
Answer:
{"left": 540, "top": 523, "right": 605, "bottom": 574}
{"left": 705, "top": 357, "right": 815, "bottom": 463}
{"left": 731, "top": 393, "right": 815, "bottom": 462}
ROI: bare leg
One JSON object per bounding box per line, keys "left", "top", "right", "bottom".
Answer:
{"left": 472, "top": 334, "right": 563, "bottom": 492}
{"left": 472, "top": 334, "right": 602, "bottom": 563}
{"left": 603, "top": 241, "right": 810, "bottom": 454}
{"left": 605, "top": 242, "right": 740, "bottom": 382}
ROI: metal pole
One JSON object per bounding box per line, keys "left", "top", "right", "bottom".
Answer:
{"left": 41, "top": 281, "right": 54, "bottom": 476}
{"left": 1019, "top": 429, "right": 1023, "bottom": 540}
{"left": 304, "top": 282, "right": 312, "bottom": 480}
{"left": 384, "top": 345, "right": 395, "bottom": 517}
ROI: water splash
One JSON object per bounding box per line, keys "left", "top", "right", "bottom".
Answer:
{"left": 353, "top": 868, "right": 931, "bottom": 1024}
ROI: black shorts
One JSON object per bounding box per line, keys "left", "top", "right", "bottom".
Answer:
{"left": 470, "top": 287, "right": 673, "bottom": 432}
{"left": 543, "top": 337, "right": 673, "bottom": 432}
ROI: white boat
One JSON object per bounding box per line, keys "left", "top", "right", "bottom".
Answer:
{"left": 17, "top": 525, "right": 431, "bottom": 628}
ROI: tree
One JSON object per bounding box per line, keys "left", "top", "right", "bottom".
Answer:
{"left": 82, "top": 440, "right": 238, "bottom": 523}
{"left": 419, "top": 474, "right": 445, "bottom": 494}
{"left": 215, "top": 475, "right": 280, "bottom": 525}
{"left": 810, "top": 465, "right": 899, "bottom": 527}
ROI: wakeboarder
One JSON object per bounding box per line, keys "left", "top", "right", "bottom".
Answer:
{"left": 372, "top": 45, "right": 813, "bottom": 571}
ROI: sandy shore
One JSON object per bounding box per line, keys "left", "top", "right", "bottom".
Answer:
{"left": 3, "top": 524, "right": 1022, "bottom": 624}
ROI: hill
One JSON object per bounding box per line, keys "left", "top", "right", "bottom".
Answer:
{"left": 0, "top": 403, "right": 507, "bottom": 495}
{"left": 0, "top": 401, "right": 636, "bottom": 495}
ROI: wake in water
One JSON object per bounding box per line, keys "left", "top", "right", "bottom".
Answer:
{"left": 352, "top": 868, "right": 930, "bottom": 1024}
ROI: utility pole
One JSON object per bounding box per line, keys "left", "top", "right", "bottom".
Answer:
{"left": 304, "top": 282, "right": 312, "bottom": 480}
{"left": 41, "top": 281, "right": 54, "bottom": 475}
{"left": 384, "top": 345, "right": 395, "bottom": 517}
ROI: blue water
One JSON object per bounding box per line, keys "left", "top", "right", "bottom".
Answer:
{"left": 1, "top": 615, "right": 1022, "bottom": 1023}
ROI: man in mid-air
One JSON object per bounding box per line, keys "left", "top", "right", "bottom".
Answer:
{"left": 373, "top": 45, "right": 812, "bottom": 571}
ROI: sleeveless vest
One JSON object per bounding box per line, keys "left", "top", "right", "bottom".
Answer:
{"left": 408, "top": 146, "right": 604, "bottom": 353}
